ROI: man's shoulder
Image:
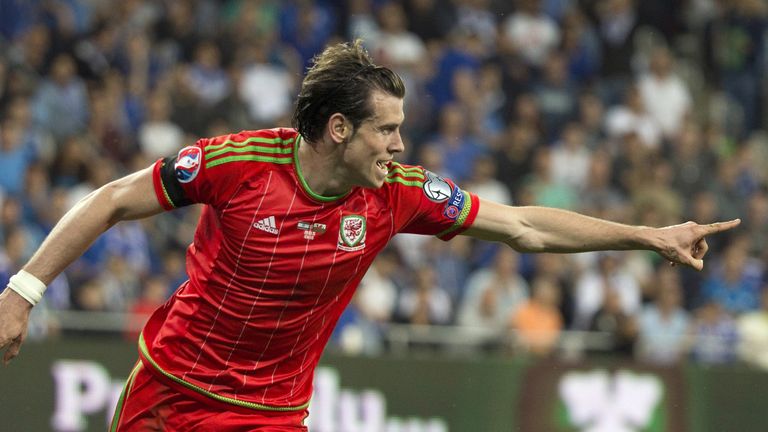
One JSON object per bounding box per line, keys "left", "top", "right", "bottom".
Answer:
{"left": 382, "top": 162, "right": 427, "bottom": 191}
{"left": 201, "top": 128, "right": 298, "bottom": 172}
{"left": 205, "top": 128, "right": 298, "bottom": 146}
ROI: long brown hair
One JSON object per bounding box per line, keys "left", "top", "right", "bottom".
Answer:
{"left": 292, "top": 40, "right": 405, "bottom": 142}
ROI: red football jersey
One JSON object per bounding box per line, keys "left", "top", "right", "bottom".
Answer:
{"left": 141, "top": 128, "right": 479, "bottom": 411}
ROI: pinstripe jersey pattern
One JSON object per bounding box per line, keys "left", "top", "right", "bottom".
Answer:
{"left": 143, "top": 128, "right": 480, "bottom": 411}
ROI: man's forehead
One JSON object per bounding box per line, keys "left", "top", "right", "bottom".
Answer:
{"left": 367, "top": 91, "right": 404, "bottom": 125}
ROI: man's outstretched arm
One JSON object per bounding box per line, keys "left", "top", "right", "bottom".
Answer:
{"left": 0, "top": 167, "right": 164, "bottom": 364}
{"left": 464, "top": 197, "right": 740, "bottom": 270}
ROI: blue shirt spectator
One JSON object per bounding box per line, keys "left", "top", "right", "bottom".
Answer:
{"left": 691, "top": 301, "right": 739, "bottom": 364}
{"left": 701, "top": 240, "right": 763, "bottom": 314}
{"left": 32, "top": 54, "right": 90, "bottom": 140}
{"left": 0, "top": 119, "right": 37, "bottom": 195}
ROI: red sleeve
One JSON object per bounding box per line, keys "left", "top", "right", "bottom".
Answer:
{"left": 150, "top": 133, "right": 263, "bottom": 209}
{"left": 388, "top": 164, "right": 480, "bottom": 240}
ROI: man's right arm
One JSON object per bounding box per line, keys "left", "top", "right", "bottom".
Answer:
{"left": 0, "top": 166, "right": 164, "bottom": 363}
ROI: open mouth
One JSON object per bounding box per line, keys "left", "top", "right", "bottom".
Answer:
{"left": 376, "top": 160, "right": 390, "bottom": 173}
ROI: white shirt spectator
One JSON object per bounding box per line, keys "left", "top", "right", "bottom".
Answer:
{"left": 549, "top": 124, "right": 592, "bottom": 191}
{"left": 239, "top": 63, "right": 294, "bottom": 123}
{"left": 738, "top": 308, "right": 768, "bottom": 369}
{"left": 637, "top": 46, "right": 692, "bottom": 138}
{"left": 356, "top": 262, "right": 398, "bottom": 322}
{"left": 574, "top": 253, "right": 641, "bottom": 329}
{"left": 502, "top": 10, "right": 560, "bottom": 67}
{"left": 604, "top": 104, "right": 662, "bottom": 149}
{"left": 139, "top": 121, "right": 184, "bottom": 160}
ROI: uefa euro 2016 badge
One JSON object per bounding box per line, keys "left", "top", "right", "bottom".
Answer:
{"left": 174, "top": 146, "right": 202, "bottom": 183}
{"left": 338, "top": 215, "right": 366, "bottom": 251}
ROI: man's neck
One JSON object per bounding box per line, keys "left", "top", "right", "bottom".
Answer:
{"left": 296, "top": 135, "right": 351, "bottom": 197}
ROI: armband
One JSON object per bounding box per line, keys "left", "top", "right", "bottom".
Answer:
{"left": 7, "top": 270, "right": 47, "bottom": 306}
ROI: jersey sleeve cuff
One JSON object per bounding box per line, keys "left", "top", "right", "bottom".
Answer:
{"left": 436, "top": 191, "right": 480, "bottom": 241}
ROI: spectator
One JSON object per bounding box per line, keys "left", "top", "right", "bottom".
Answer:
{"left": 451, "top": 64, "right": 505, "bottom": 142}
{"left": 533, "top": 51, "right": 578, "bottom": 141}
{"left": 396, "top": 267, "right": 453, "bottom": 326}
{"left": 636, "top": 45, "right": 692, "bottom": 139}
{"left": 604, "top": 84, "right": 662, "bottom": 150}
{"left": 424, "top": 102, "right": 487, "bottom": 182}
{"left": 575, "top": 92, "right": 607, "bottom": 149}
{"left": 138, "top": 90, "right": 185, "bottom": 159}
{"left": 631, "top": 159, "right": 684, "bottom": 227}
{"left": 592, "top": 0, "right": 640, "bottom": 105}
{"left": 573, "top": 252, "right": 641, "bottom": 329}
{"left": 522, "top": 147, "right": 578, "bottom": 210}
{"left": 425, "top": 24, "right": 482, "bottom": 110}
{"left": 125, "top": 274, "right": 171, "bottom": 341}
{"left": 19, "top": 162, "right": 52, "bottom": 229}
{"left": 501, "top": 0, "right": 560, "bottom": 68}
{"left": 422, "top": 236, "right": 472, "bottom": 304}
{"left": 32, "top": 53, "right": 90, "bottom": 140}
{"left": 49, "top": 135, "right": 90, "bottom": 189}
{"left": 508, "top": 275, "right": 563, "bottom": 356}
{"left": 345, "top": 0, "right": 378, "bottom": 42}
{"left": 97, "top": 255, "right": 141, "bottom": 312}
{"left": 0, "top": 118, "right": 37, "bottom": 196}
{"left": 4, "top": 95, "right": 55, "bottom": 163}
{"left": 701, "top": 237, "right": 763, "bottom": 314}
{"left": 278, "top": 0, "right": 336, "bottom": 70}
{"left": 560, "top": 7, "right": 601, "bottom": 84}
{"left": 183, "top": 40, "right": 231, "bottom": 108}
{"left": 635, "top": 268, "right": 691, "bottom": 365}
{"left": 743, "top": 189, "right": 768, "bottom": 260}
{"left": 670, "top": 123, "right": 718, "bottom": 201}
{"left": 87, "top": 71, "right": 136, "bottom": 161}
{"left": 691, "top": 300, "right": 739, "bottom": 364}
{"left": 237, "top": 39, "right": 296, "bottom": 127}
{"left": 356, "top": 249, "right": 402, "bottom": 324}
{"left": 578, "top": 148, "right": 628, "bottom": 221}
{"left": 737, "top": 288, "right": 768, "bottom": 369}
{"left": 0, "top": 196, "right": 44, "bottom": 260}
{"left": 588, "top": 286, "right": 638, "bottom": 357}
{"left": 494, "top": 121, "right": 539, "bottom": 196}
{"left": 458, "top": 248, "right": 528, "bottom": 330}
{"left": 549, "top": 122, "right": 592, "bottom": 192}
{"left": 369, "top": 2, "right": 428, "bottom": 71}
{"left": 703, "top": 0, "right": 768, "bottom": 135}
{"left": 403, "top": 0, "right": 457, "bottom": 44}
{"left": 463, "top": 155, "right": 512, "bottom": 205}
{"left": 453, "top": 0, "right": 498, "bottom": 50}
{"left": 709, "top": 156, "right": 751, "bottom": 222}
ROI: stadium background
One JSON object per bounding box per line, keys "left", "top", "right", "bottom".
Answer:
{"left": 1, "top": 0, "right": 768, "bottom": 431}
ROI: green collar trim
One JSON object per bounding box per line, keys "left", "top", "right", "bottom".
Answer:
{"left": 293, "top": 135, "right": 350, "bottom": 202}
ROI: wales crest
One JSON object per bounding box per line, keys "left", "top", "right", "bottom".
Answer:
{"left": 338, "top": 215, "right": 366, "bottom": 251}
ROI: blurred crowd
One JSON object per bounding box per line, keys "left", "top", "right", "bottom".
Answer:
{"left": 1, "top": 0, "right": 768, "bottom": 369}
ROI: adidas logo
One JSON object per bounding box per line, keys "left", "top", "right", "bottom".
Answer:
{"left": 253, "top": 216, "right": 278, "bottom": 234}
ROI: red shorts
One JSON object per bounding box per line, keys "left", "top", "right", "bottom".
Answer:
{"left": 110, "top": 362, "right": 309, "bottom": 432}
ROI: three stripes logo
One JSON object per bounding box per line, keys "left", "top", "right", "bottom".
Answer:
{"left": 254, "top": 216, "right": 279, "bottom": 234}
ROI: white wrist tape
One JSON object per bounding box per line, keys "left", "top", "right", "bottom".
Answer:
{"left": 7, "top": 270, "right": 47, "bottom": 306}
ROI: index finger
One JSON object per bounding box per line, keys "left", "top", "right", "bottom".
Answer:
{"left": 702, "top": 219, "right": 741, "bottom": 235}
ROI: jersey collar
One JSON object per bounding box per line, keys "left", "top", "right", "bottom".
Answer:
{"left": 293, "top": 135, "right": 351, "bottom": 202}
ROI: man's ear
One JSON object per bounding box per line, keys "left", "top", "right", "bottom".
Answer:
{"left": 328, "top": 113, "right": 350, "bottom": 144}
